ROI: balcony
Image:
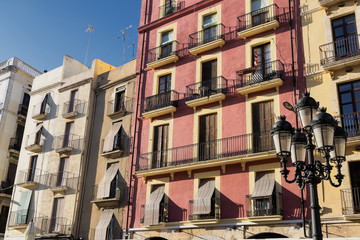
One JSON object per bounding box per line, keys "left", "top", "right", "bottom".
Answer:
{"left": 159, "top": 0, "right": 180, "bottom": 18}
{"left": 107, "top": 98, "right": 133, "bottom": 119}
{"left": 237, "top": 4, "right": 279, "bottom": 39}
{"left": 147, "top": 41, "right": 179, "bottom": 69}
{"left": 185, "top": 76, "right": 228, "bottom": 108}
{"left": 140, "top": 202, "right": 168, "bottom": 226}
{"left": 318, "top": 0, "right": 343, "bottom": 7}
{"left": 7, "top": 210, "right": 34, "bottom": 229}
{"left": 92, "top": 184, "right": 123, "bottom": 208}
{"left": 54, "top": 134, "right": 82, "bottom": 154}
{"left": 341, "top": 188, "right": 360, "bottom": 219}
{"left": 246, "top": 192, "right": 282, "bottom": 222}
{"left": 189, "top": 197, "right": 220, "bottom": 224}
{"left": 143, "top": 90, "right": 179, "bottom": 119}
{"left": 17, "top": 104, "right": 28, "bottom": 124}
{"left": 17, "top": 169, "right": 48, "bottom": 189}
{"left": 101, "top": 138, "right": 124, "bottom": 159}
{"left": 62, "top": 99, "right": 83, "bottom": 119}
{"left": 334, "top": 112, "right": 360, "bottom": 145}
{"left": 136, "top": 131, "right": 275, "bottom": 177}
{"left": 48, "top": 171, "right": 77, "bottom": 194}
{"left": 25, "top": 134, "right": 44, "bottom": 153}
{"left": 8, "top": 137, "right": 21, "bottom": 159}
{"left": 320, "top": 34, "right": 360, "bottom": 71}
{"left": 189, "top": 23, "right": 225, "bottom": 55}
{"left": 236, "top": 60, "right": 284, "bottom": 96}
{"left": 37, "top": 217, "right": 72, "bottom": 237}
{"left": 32, "top": 103, "right": 49, "bottom": 120}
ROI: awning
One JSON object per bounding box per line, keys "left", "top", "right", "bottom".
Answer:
{"left": 103, "top": 122, "right": 122, "bottom": 153}
{"left": 251, "top": 171, "right": 275, "bottom": 198}
{"left": 28, "top": 123, "right": 43, "bottom": 146}
{"left": 16, "top": 190, "right": 33, "bottom": 225}
{"left": 94, "top": 209, "right": 114, "bottom": 240}
{"left": 33, "top": 94, "right": 48, "bottom": 115}
{"left": 192, "top": 179, "right": 215, "bottom": 215}
{"left": 143, "top": 185, "right": 165, "bottom": 225}
{"left": 96, "top": 164, "right": 119, "bottom": 199}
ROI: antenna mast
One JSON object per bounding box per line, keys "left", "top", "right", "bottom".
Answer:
{"left": 111, "top": 25, "right": 133, "bottom": 64}
{"left": 84, "top": 25, "right": 95, "bottom": 66}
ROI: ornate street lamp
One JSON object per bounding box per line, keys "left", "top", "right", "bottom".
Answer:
{"left": 270, "top": 92, "right": 347, "bottom": 240}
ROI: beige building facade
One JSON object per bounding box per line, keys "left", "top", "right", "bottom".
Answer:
{"left": 301, "top": 0, "right": 360, "bottom": 237}
{"left": 76, "top": 60, "right": 136, "bottom": 240}
{"left": 4, "top": 56, "right": 115, "bottom": 240}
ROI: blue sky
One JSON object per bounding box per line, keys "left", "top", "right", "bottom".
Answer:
{"left": 1, "top": 0, "right": 141, "bottom": 72}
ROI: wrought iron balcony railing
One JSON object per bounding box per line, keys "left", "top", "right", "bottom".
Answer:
{"left": 62, "top": 99, "right": 84, "bottom": 117}
{"left": 136, "top": 131, "right": 274, "bottom": 171}
{"left": 140, "top": 202, "right": 168, "bottom": 224}
{"left": 320, "top": 34, "right": 360, "bottom": 65}
{"left": 107, "top": 98, "right": 133, "bottom": 116}
{"left": 334, "top": 112, "right": 360, "bottom": 138}
{"left": 54, "top": 134, "right": 82, "bottom": 152}
{"left": 8, "top": 210, "right": 34, "bottom": 227}
{"left": 146, "top": 40, "right": 179, "bottom": 64}
{"left": 237, "top": 4, "right": 279, "bottom": 32}
{"left": 246, "top": 192, "right": 282, "bottom": 217}
{"left": 32, "top": 103, "right": 50, "bottom": 119}
{"left": 48, "top": 171, "right": 78, "bottom": 190}
{"left": 17, "top": 169, "right": 49, "bottom": 186}
{"left": 37, "top": 216, "right": 72, "bottom": 235}
{"left": 185, "top": 76, "right": 228, "bottom": 101}
{"left": 159, "top": 0, "right": 179, "bottom": 18}
{"left": 9, "top": 138, "right": 21, "bottom": 151}
{"left": 93, "top": 183, "right": 123, "bottom": 201}
{"left": 18, "top": 104, "right": 28, "bottom": 117}
{"left": 341, "top": 187, "right": 360, "bottom": 215}
{"left": 189, "top": 23, "right": 225, "bottom": 49}
{"left": 236, "top": 60, "right": 284, "bottom": 88}
{"left": 189, "top": 197, "right": 220, "bottom": 221}
{"left": 144, "top": 90, "right": 179, "bottom": 112}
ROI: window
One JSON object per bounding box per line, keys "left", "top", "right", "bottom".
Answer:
{"left": 68, "top": 90, "right": 78, "bottom": 113}
{"left": 160, "top": 30, "right": 174, "bottom": 58}
{"left": 349, "top": 161, "right": 360, "bottom": 214}
{"left": 50, "top": 197, "right": 64, "bottom": 233}
{"left": 34, "top": 123, "right": 43, "bottom": 145}
{"left": 252, "top": 100, "right": 274, "bottom": 152}
{"left": 332, "top": 14, "right": 358, "bottom": 59}
{"left": 251, "top": 0, "right": 269, "bottom": 26}
{"left": 96, "top": 163, "right": 119, "bottom": 199}
{"left": 252, "top": 43, "right": 271, "bottom": 83}
{"left": 159, "top": 74, "right": 171, "bottom": 94}
{"left": 199, "top": 113, "right": 217, "bottom": 161}
{"left": 56, "top": 158, "right": 68, "bottom": 187}
{"left": 107, "top": 162, "right": 119, "bottom": 199}
{"left": 114, "top": 88, "right": 125, "bottom": 113}
{"left": 63, "top": 122, "right": 74, "bottom": 148}
{"left": 103, "top": 121, "right": 122, "bottom": 153}
{"left": 152, "top": 124, "right": 169, "bottom": 168}
{"left": 201, "top": 59, "right": 217, "bottom": 96}
{"left": 28, "top": 156, "right": 38, "bottom": 182}
{"left": 0, "top": 206, "right": 9, "bottom": 233}
{"left": 19, "top": 92, "right": 30, "bottom": 116}
{"left": 249, "top": 171, "right": 277, "bottom": 217}
{"left": 7, "top": 163, "right": 17, "bottom": 187}
{"left": 203, "top": 13, "right": 217, "bottom": 43}
{"left": 142, "top": 184, "right": 166, "bottom": 225}
{"left": 40, "top": 94, "right": 49, "bottom": 114}
{"left": 15, "top": 191, "right": 33, "bottom": 225}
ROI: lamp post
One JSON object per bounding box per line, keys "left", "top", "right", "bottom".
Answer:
{"left": 270, "top": 92, "right": 348, "bottom": 240}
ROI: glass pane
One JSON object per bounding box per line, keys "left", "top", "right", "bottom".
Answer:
{"left": 342, "top": 103, "right": 354, "bottom": 114}
{"left": 345, "top": 15, "right": 355, "bottom": 23}
{"left": 341, "top": 92, "right": 352, "bottom": 104}
{"left": 203, "top": 13, "right": 217, "bottom": 28}
{"left": 353, "top": 81, "right": 360, "bottom": 90}
{"left": 355, "top": 91, "right": 360, "bottom": 100}
{"left": 339, "top": 83, "right": 351, "bottom": 92}
{"left": 332, "top": 18, "right": 343, "bottom": 27}
{"left": 334, "top": 27, "right": 344, "bottom": 38}
{"left": 346, "top": 24, "right": 356, "bottom": 35}
{"left": 356, "top": 102, "right": 360, "bottom": 112}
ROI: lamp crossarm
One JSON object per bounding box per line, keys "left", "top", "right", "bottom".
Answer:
{"left": 280, "top": 157, "right": 297, "bottom": 184}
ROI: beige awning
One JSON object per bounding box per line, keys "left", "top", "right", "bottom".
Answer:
{"left": 33, "top": 94, "right": 47, "bottom": 115}
{"left": 96, "top": 164, "right": 119, "bottom": 199}
{"left": 94, "top": 209, "right": 114, "bottom": 240}
{"left": 143, "top": 185, "right": 165, "bottom": 226}
{"left": 251, "top": 171, "right": 275, "bottom": 198}
{"left": 103, "top": 122, "right": 122, "bottom": 153}
{"left": 193, "top": 179, "right": 215, "bottom": 215}
{"left": 28, "top": 123, "right": 43, "bottom": 145}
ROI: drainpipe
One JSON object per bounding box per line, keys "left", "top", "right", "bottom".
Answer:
{"left": 125, "top": 0, "right": 149, "bottom": 239}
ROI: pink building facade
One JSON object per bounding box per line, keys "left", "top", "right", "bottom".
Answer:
{"left": 128, "top": 0, "right": 306, "bottom": 239}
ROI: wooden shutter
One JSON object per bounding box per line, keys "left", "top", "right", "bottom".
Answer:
{"left": 252, "top": 101, "right": 274, "bottom": 151}
{"left": 152, "top": 125, "right": 169, "bottom": 167}
{"left": 199, "top": 114, "right": 217, "bottom": 160}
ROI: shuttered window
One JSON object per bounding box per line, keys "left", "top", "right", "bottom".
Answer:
{"left": 199, "top": 113, "right": 217, "bottom": 161}
{"left": 252, "top": 101, "right": 274, "bottom": 152}
{"left": 152, "top": 125, "right": 169, "bottom": 168}
{"left": 201, "top": 59, "right": 217, "bottom": 95}
{"left": 114, "top": 90, "right": 125, "bottom": 113}
{"left": 159, "top": 74, "right": 171, "bottom": 94}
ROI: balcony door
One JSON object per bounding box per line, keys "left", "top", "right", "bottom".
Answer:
{"left": 252, "top": 43, "right": 271, "bottom": 83}
{"left": 50, "top": 197, "right": 64, "bottom": 233}
{"left": 199, "top": 113, "right": 217, "bottom": 161}
{"left": 338, "top": 80, "right": 360, "bottom": 136}
{"left": 201, "top": 59, "right": 217, "bottom": 96}
{"left": 160, "top": 30, "right": 173, "bottom": 58}
{"left": 349, "top": 161, "right": 360, "bottom": 214}
{"left": 203, "top": 13, "right": 217, "bottom": 43}
{"left": 114, "top": 88, "right": 125, "bottom": 113}
{"left": 332, "top": 14, "right": 358, "bottom": 60}
{"left": 251, "top": 0, "right": 268, "bottom": 27}
{"left": 107, "top": 162, "right": 119, "bottom": 199}
{"left": 28, "top": 156, "right": 38, "bottom": 182}
{"left": 56, "top": 158, "right": 68, "bottom": 187}
{"left": 68, "top": 90, "right": 78, "bottom": 113}
{"left": 152, "top": 124, "right": 169, "bottom": 168}
{"left": 252, "top": 101, "right": 274, "bottom": 152}
{"left": 63, "top": 122, "right": 74, "bottom": 148}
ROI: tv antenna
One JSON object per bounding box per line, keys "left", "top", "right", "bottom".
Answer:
{"left": 111, "top": 25, "right": 132, "bottom": 64}
{"left": 84, "top": 25, "right": 95, "bottom": 66}
{"left": 128, "top": 43, "right": 135, "bottom": 59}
